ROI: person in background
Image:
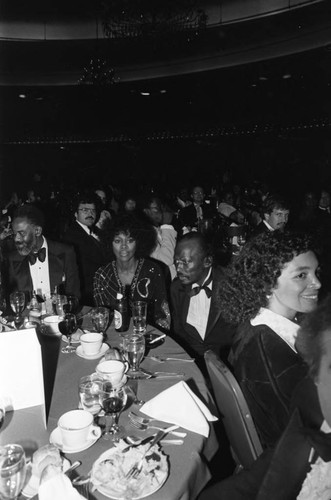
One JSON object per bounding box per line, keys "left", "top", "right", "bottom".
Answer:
{"left": 178, "top": 185, "right": 216, "bottom": 233}
{"left": 142, "top": 195, "right": 177, "bottom": 280}
{"left": 218, "top": 231, "right": 321, "bottom": 448}
{"left": 171, "top": 232, "right": 235, "bottom": 373}
{"left": 93, "top": 213, "right": 170, "bottom": 331}
{"left": 250, "top": 194, "right": 290, "bottom": 237}
{"left": 198, "top": 294, "right": 331, "bottom": 500}
{"left": 6, "top": 204, "right": 80, "bottom": 300}
{"left": 63, "top": 192, "right": 107, "bottom": 305}
{"left": 94, "top": 188, "right": 112, "bottom": 230}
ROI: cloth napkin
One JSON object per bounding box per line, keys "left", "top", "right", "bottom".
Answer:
{"left": 39, "top": 472, "right": 85, "bottom": 500}
{"left": 140, "top": 381, "right": 218, "bottom": 437}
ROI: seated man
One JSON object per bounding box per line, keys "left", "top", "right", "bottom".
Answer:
{"left": 170, "top": 232, "right": 235, "bottom": 371}
{"left": 250, "top": 194, "right": 290, "bottom": 237}
{"left": 198, "top": 294, "right": 331, "bottom": 500}
{"left": 178, "top": 186, "right": 216, "bottom": 233}
{"left": 6, "top": 204, "right": 80, "bottom": 300}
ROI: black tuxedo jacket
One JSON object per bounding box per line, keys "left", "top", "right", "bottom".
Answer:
{"left": 178, "top": 202, "right": 215, "bottom": 228}
{"left": 7, "top": 239, "right": 80, "bottom": 299}
{"left": 198, "top": 408, "right": 328, "bottom": 500}
{"left": 63, "top": 222, "right": 107, "bottom": 305}
{"left": 249, "top": 221, "right": 271, "bottom": 238}
{"left": 170, "top": 267, "right": 235, "bottom": 361}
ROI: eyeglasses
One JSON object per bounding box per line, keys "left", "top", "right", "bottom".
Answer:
{"left": 78, "top": 208, "right": 96, "bottom": 214}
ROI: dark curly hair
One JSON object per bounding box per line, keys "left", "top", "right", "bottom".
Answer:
{"left": 295, "top": 294, "right": 331, "bottom": 379}
{"left": 217, "top": 231, "right": 318, "bottom": 325}
{"left": 102, "top": 213, "right": 157, "bottom": 260}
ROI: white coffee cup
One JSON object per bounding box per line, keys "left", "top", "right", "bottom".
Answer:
{"left": 96, "top": 359, "right": 129, "bottom": 386}
{"left": 43, "top": 315, "right": 60, "bottom": 335}
{"left": 58, "top": 409, "right": 101, "bottom": 449}
{"left": 80, "top": 332, "right": 103, "bottom": 356}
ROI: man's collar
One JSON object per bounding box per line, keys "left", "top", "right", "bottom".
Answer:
{"left": 192, "top": 267, "right": 212, "bottom": 289}
{"left": 263, "top": 219, "right": 274, "bottom": 231}
{"left": 76, "top": 219, "right": 92, "bottom": 235}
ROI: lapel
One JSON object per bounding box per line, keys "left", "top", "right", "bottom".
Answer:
{"left": 205, "top": 269, "right": 221, "bottom": 338}
{"left": 11, "top": 256, "right": 33, "bottom": 291}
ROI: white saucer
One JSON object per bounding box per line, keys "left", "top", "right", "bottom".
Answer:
{"left": 76, "top": 343, "right": 109, "bottom": 360}
{"left": 22, "top": 458, "right": 71, "bottom": 498}
{"left": 50, "top": 426, "right": 100, "bottom": 453}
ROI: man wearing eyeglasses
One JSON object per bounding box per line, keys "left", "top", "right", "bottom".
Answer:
{"left": 63, "top": 193, "right": 107, "bottom": 305}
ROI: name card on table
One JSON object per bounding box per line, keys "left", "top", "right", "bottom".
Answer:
{"left": 0, "top": 328, "right": 45, "bottom": 413}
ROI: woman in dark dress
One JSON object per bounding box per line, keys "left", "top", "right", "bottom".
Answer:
{"left": 93, "top": 213, "right": 170, "bottom": 331}
{"left": 218, "top": 231, "right": 321, "bottom": 448}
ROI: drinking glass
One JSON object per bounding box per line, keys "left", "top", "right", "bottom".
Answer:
{"left": 122, "top": 333, "right": 146, "bottom": 379}
{"left": 9, "top": 292, "right": 25, "bottom": 327}
{"left": 90, "top": 307, "right": 110, "bottom": 335}
{"left": 131, "top": 301, "right": 147, "bottom": 334}
{"left": 99, "top": 382, "right": 127, "bottom": 441}
{"left": 0, "top": 444, "right": 26, "bottom": 499}
{"left": 0, "top": 400, "right": 5, "bottom": 432}
{"left": 59, "top": 313, "right": 77, "bottom": 354}
{"left": 63, "top": 295, "right": 79, "bottom": 315}
{"left": 78, "top": 375, "right": 103, "bottom": 415}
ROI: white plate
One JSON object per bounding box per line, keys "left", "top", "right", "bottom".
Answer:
{"left": 91, "top": 442, "right": 168, "bottom": 499}
{"left": 49, "top": 426, "right": 100, "bottom": 454}
{"left": 62, "top": 328, "right": 83, "bottom": 344}
{"left": 22, "top": 458, "right": 71, "bottom": 498}
{"left": 76, "top": 343, "right": 109, "bottom": 360}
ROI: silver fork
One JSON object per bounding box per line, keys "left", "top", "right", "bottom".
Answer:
{"left": 129, "top": 412, "right": 186, "bottom": 437}
{"left": 147, "top": 355, "right": 195, "bottom": 363}
{"left": 126, "top": 425, "right": 179, "bottom": 479}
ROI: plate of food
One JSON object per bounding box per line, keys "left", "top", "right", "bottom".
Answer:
{"left": 22, "top": 444, "right": 70, "bottom": 498}
{"left": 90, "top": 439, "right": 169, "bottom": 499}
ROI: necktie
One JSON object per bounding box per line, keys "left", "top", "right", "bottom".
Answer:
{"left": 28, "top": 247, "right": 46, "bottom": 265}
{"left": 189, "top": 275, "right": 212, "bottom": 298}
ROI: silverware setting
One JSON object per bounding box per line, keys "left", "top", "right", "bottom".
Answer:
{"left": 146, "top": 355, "right": 194, "bottom": 363}
{"left": 128, "top": 411, "right": 187, "bottom": 437}
{"left": 144, "top": 371, "right": 185, "bottom": 379}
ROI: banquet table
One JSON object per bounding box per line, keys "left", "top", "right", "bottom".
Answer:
{"left": 3, "top": 315, "right": 219, "bottom": 500}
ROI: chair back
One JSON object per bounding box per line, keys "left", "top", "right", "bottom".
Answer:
{"left": 204, "top": 350, "right": 263, "bottom": 469}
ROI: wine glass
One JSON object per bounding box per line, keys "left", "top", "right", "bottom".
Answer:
{"left": 9, "top": 292, "right": 25, "bottom": 327}
{"left": 0, "top": 444, "right": 26, "bottom": 499}
{"left": 0, "top": 400, "right": 5, "bottom": 432}
{"left": 90, "top": 307, "right": 110, "bottom": 336}
{"left": 122, "top": 333, "right": 146, "bottom": 379}
{"left": 59, "top": 313, "right": 77, "bottom": 354}
{"left": 99, "top": 382, "right": 127, "bottom": 441}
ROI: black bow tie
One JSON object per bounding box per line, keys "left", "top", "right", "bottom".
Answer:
{"left": 28, "top": 247, "right": 46, "bottom": 265}
{"left": 303, "top": 427, "right": 331, "bottom": 462}
{"left": 189, "top": 275, "right": 212, "bottom": 299}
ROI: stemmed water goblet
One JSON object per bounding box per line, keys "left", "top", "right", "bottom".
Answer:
{"left": 59, "top": 313, "right": 77, "bottom": 354}
{"left": 90, "top": 307, "right": 110, "bottom": 337}
{"left": 122, "top": 333, "right": 146, "bottom": 379}
{"left": 99, "top": 382, "right": 127, "bottom": 441}
{"left": 0, "top": 444, "right": 26, "bottom": 499}
{"left": 9, "top": 292, "right": 25, "bottom": 328}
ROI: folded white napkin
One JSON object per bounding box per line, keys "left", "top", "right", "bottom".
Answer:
{"left": 140, "top": 381, "right": 217, "bottom": 437}
{"left": 39, "top": 473, "right": 85, "bottom": 500}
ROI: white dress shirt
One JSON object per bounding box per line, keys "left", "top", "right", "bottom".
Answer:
{"left": 29, "top": 237, "right": 51, "bottom": 297}
{"left": 186, "top": 268, "right": 212, "bottom": 340}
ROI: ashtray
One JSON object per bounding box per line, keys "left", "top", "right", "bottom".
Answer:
{"left": 144, "top": 333, "right": 166, "bottom": 348}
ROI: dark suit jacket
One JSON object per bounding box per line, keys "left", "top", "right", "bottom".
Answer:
{"left": 198, "top": 409, "right": 322, "bottom": 500}
{"left": 7, "top": 239, "right": 80, "bottom": 299}
{"left": 170, "top": 267, "right": 236, "bottom": 363}
{"left": 178, "top": 202, "right": 216, "bottom": 228}
{"left": 63, "top": 222, "right": 107, "bottom": 305}
{"left": 249, "top": 221, "right": 271, "bottom": 238}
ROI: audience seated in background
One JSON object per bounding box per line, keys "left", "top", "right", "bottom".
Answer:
{"left": 93, "top": 213, "right": 170, "bottom": 331}
{"left": 6, "top": 204, "right": 80, "bottom": 302}
{"left": 63, "top": 192, "right": 107, "bottom": 306}
{"left": 178, "top": 185, "right": 216, "bottom": 234}
{"left": 170, "top": 232, "right": 235, "bottom": 373}
{"left": 217, "top": 231, "right": 321, "bottom": 448}
{"left": 198, "top": 294, "right": 331, "bottom": 500}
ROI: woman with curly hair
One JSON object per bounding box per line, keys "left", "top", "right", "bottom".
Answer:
{"left": 218, "top": 231, "right": 321, "bottom": 448}
{"left": 93, "top": 213, "right": 170, "bottom": 331}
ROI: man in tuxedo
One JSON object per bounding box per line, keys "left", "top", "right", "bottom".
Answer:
{"left": 251, "top": 194, "right": 290, "bottom": 237}
{"left": 178, "top": 186, "right": 216, "bottom": 233}
{"left": 7, "top": 204, "right": 80, "bottom": 300}
{"left": 170, "top": 232, "right": 235, "bottom": 370}
{"left": 198, "top": 294, "right": 331, "bottom": 500}
{"left": 63, "top": 192, "right": 107, "bottom": 305}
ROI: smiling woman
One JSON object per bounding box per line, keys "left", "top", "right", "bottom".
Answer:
{"left": 218, "top": 231, "right": 321, "bottom": 448}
